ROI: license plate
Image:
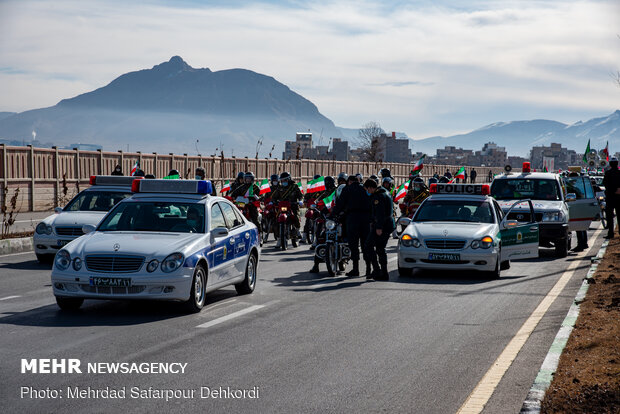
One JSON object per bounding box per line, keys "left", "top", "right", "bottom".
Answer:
{"left": 428, "top": 253, "right": 461, "bottom": 261}
{"left": 89, "top": 277, "right": 132, "bottom": 287}
{"left": 57, "top": 240, "right": 70, "bottom": 247}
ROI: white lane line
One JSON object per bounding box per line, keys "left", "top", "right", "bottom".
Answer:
{"left": 456, "top": 227, "right": 604, "bottom": 414}
{"left": 14, "top": 219, "right": 43, "bottom": 224}
{"left": 0, "top": 295, "right": 21, "bottom": 301}
{"left": 0, "top": 251, "right": 34, "bottom": 259}
{"left": 196, "top": 304, "right": 265, "bottom": 329}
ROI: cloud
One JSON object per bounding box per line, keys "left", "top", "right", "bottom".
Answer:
{"left": 0, "top": 0, "right": 618, "bottom": 138}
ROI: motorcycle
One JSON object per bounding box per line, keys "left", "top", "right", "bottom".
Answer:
{"left": 303, "top": 199, "right": 320, "bottom": 247}
{"left": 234, "top": 196, "right": 263, "bottom": 244}
{"left": 397, "top": 201, "right": 421, "bottom": 234}
{"left": 315, "top": 215, "right": 350, "bottom": 277}
{"left": 261, "top": 197, "right": 277, "bottom": 244}
{"left": 276, "top": 200, "right": 298, "bottom": 250}
{"left": 597, "top": 196, "right": 607, "bottom": 229}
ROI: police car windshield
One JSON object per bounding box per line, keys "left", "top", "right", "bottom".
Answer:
{"left": 98, "top": 201, "right": 205, "bottom": 233}
{"left": 414, "top": 200, "right": 495, "bottom": 224}
{"left": 491, "top": 179, "right": 560, "bottom": 201}
{"left": 64, "top": 191, "right": 132, "bottom": 212}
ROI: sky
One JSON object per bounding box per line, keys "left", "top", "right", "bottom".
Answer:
{"left": 0, "top": 0, "right": 619, "bottom": 139}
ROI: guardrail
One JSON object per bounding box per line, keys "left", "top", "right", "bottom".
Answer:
{"left": 0, "top": 144, "right": 508, "bottom": 212}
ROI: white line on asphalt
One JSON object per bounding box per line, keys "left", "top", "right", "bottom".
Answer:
{"left": 0, "top": 295, "right": 21, "bottom": 301}
{"left": 456, "top": 227, "right": 604, "bottom": 414}
{"left": 0, "top": 251, "right": 34, "bottom": 259}
{"left": 14, "top": 219, "right": 42, "bottom": 224}
{"left": 196, "top": 304, "right": 265, "bottom": 329}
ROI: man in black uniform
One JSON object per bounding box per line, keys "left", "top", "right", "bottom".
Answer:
{"left": 230, "top": 172, "right": 245, "bottom": 194}
{"left": 230, "top": 172, "right": 261, "bottom": 229}
{"left": 271, "top": 172, "right": 303, "bottom": 232}
{"left": 269, "top": 174, "right": 280, "bottom": 194}
{"left": 363, "top": 179, "right": 395, "bottom": 281}
{"left": 332, "top": 174, "right": 371, "bottom": 277}
{"left": 603, "top": 157, "right": 620, "bottom": 239}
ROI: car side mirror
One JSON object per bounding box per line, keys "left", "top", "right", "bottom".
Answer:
{"left": 398, "top": 217, "right": 411, "bottom": 227}
{"left": 54, "top": 207, "right": 63, "bottom": 214}
{"left": 82, "top": 224, "right": 96, "bottom": 234}
{"left": 211, "top": 227, "right": 229, "bottom": 239}
{"left": 565, "top": 193, "right": 577, "bottom": 202}
{"left": 501, "top": 220, "right": 519, "bottom": 230}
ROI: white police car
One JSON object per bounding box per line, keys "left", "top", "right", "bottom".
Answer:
{"left": 35, "top": 176, "right": 135, "bottom": 263}
{"left": 51, "top": 179, "right": 260, "bottom": 313}
{"left": 397, "top": 183, "right": 540, "bottom": 279}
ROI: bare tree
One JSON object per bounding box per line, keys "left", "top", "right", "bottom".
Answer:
{"left": 357, "top": 121, "right": 384, "bottom": 162}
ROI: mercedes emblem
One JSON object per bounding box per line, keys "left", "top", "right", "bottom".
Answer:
{"left": 443, "top": 229, "right": 448, "bottom": 236}
{"left": 113, "top": 243, "right": 120, "bottom": 252}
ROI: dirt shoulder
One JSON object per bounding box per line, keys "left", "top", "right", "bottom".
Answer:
{"left": 541, "top": 238, "right": 620, "bottom": 413}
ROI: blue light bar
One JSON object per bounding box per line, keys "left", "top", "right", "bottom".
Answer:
{"left": 133, "top": 179, "right": 213, "bottom": 194}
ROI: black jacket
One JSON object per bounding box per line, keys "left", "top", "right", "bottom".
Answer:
{"left": 603, "top": 167, "right": 620, "bottom": 197}
{"left": 370, "top": 187, "right": 396, "bottom": 232}
{"left": 333, "top": 182, "right": 371, "bottom": 219}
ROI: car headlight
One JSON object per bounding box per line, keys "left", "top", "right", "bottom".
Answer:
{"left": 326, "top": 220, "right": 336, "bottom": 231}
{"left": 161, "top": 253, "right": 184, "bottom": 273}
{"left": 471, "top": 240, "right": 480, "bottom": 249}
{"left": 55, "top": 250, "right": 71, "bottom": 270}
{"left": 36, "top": 222, "right": 52, "bottom": 235}
{"left": 401, "top": 235, "right": 421, "bottom": 248}
{"left": 480, "top": 236, "right": 493, "bottom": 249}
{"left": 542, "top": 211, "right": 563, "bottom": 222}
{"left": 147, "top": 259, "right": 159, "bottom": 273}
{"left": 72, "top": 257, "right": 82, "bottom": 271}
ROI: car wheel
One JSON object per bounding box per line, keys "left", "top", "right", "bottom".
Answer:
{"left": 36, "top": 253, "right": 54, "bottom": 264}
{"left": 325, "top": 244, "right": 338, "bottom": 277}
{"left": 398, "top": 265, "right": 413, "bottom": 277}
{"left": 487, "top": 257, "right": 501, "bottom": 279}
{"left": 555, "top": 237, "right": 568, "bottom": 258}
{"left": 55, "top": 296, "right": 84, "bottom": 311}
{"left": 500, "top": 260, "right": 510, "bottom": 270}
{"left": 235, "top": 253, "right": 257, "bottom": 295}
{"left": 184, "top": 264, "right": 207, "bottom": 313}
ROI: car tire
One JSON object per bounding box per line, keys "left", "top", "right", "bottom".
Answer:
{"left": 555, "top": 237, "right": 568, "bottom": 258}
{"left": 398, "top": 265, "right": 413, "bottom": 277}
{"left": 184, "top": 264, "right": 207, "bottom": 313}
{"left": 36, "top": 253, "right": 54, "bottom": 264}
{"left": 500, "top": 260, "right": 510, "bottom": 270}
{"left": 488, "top": 257, "right": 501, "bottom": 279}
{"left": 55, "top": 296, "right": 84, "bottom": 311}
{"left": 235, "top": 253, "right": 257, "bottom": 295}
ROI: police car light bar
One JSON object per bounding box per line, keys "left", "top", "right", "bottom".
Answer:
{"left": 522, "top": 162, "right": 531, "bottom": 173}
{"left": 132, "top": 179, "right": 213, "bottom": 195}
{"left": 429, "top": 183, "right": 490, "bottom": 195}
{"left": 90, "top": 175, "right": 142, "bottom": 186}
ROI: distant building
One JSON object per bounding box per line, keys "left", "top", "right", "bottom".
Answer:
{"left": 282, "top": 132, "right": 350, "bottom": 160}
{"left": 529, "top": 143, "right": 578, "bottom": 171}
{"left": 373, "top": 132, "right": 412, "bottom": 163}
{"left": 475, "top": 142, "right": 507, "bottom": 167}
{"left": 507, "top": 155, "right": 529, "bottom": 168}
{"left": 331, "top": 138, "right": 350, "bottom": 161}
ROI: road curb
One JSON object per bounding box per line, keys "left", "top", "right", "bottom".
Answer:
{"left": 0, "top": 236, "right": 34, "bottom": 255}
{"left": 520, "top": 239, "right": 609, "bottom": 414}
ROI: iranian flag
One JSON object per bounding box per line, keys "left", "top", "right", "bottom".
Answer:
{"left": 307, "top": 176, "right": 326, "bottom": 193}
{"left": 245, "top": 185, "right": 255, "bottom": 198}
{"left": 259, "top": 179, "right": 271, "bottom": 195}
{"left": 221, "top": 180, "right": 231, "bottom": 193}
{"left": 411, "top": 154, "right": 425, "bottom": 175}
{"left": 130, "top": 161, "right": 139, "bottom": 176}
{"left": 393, "top": 182, "right": 408, "bottom": 202}
{"left": 322, "top": 191, "right": 336, "bottom": 210}
{"left": 603, "top": 141, "right": 609, "bottom": 161}
{"left": 297, "top": 182, "right": 304, "bottom": 194}
{"left": 449, "top": 167, "right": 466, "bottom": 183}
{"left": 582, "top": 139, "right": 591, "bottom": 163}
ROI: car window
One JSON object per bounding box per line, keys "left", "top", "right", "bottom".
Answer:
{"left": 563, "top": 176, "right": 594, "bottom": 199}
{"left": 233, "top": 205, "right": 246, "bottom": 225}
{"left": 64, "top": 191, "right": 132, "bottom": 212}
{"left": 491, "top": 179, "right": 561, "bottom": 201}
{"left": 414, "top": 199, "right": 495, "bottom": 223}
{"left": 98, "top": 201, "right": 205, "bottom": 233}
{"left": 210, "top": 203, "right": 227, "bottom": 230}
{"left": 493, "top": 200, "right": 504, "bottom": 221}
{"left": 220, "top": 202, "right": 243, "bottom": 229}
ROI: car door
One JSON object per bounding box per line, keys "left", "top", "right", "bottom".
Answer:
{"left": 207, "top": 202, "right": 236, "bottom": 284}
{"left": 563, "top": 176, "right": 599, "bottom": 232}
{"left": 499, "top": 199, "right": 539, "bottom": 261}
{"left": 219, "top": 201, "right": 249, "bottom": 277}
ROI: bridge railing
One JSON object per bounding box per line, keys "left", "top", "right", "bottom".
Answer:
{"left": 0, "top": 144, "right": 509, "bottom": 212}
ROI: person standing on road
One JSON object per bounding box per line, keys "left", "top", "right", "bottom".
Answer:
{"left": 332, "top": 175, "right": 372, "bottom": 277}
{"left": 603, "top": 157, "right": 620, "bottom": 239}
{"left": 363, "top": 179, "right": 395, "bottom": 281}
{"left": 488, "top": 170, "right": 493, "bottom": 182}
{"left": 470, "top": 168, "right": 477, "bottom": 183}
{"left": 111, "top": 165, "right": 123, "bottom": 176}
{"left": 568, "top": 171, "right": 588, "bottom": 251}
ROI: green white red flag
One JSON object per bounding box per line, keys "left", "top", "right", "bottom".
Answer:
{"left": 259, "top": 179, "right": 270, "bottom": 195}
{"left": 603, "top": 141, "right": 609, "bottom": 161}
{"left": 411, "top": 154, "right": 425, "bottom": 174}
{"left": 297, "top": 182, "right": 304, "bottom": 194}
{"left": 449, "top": 167, "right": 466, "bottom": 183}
{"left": 582, "top": 139, "right": 591, "bottom": 163}
{"left": 393, "top": 182, "right": 408, "bottom": 202}
{"left": 322, "top": 191, "right": 336, "bottom": 210}
{"left": 221, "top": 180, "right": 231, "bottom": 193}
{"left": 307, "top": 176, "right": 326, "bottom": 193}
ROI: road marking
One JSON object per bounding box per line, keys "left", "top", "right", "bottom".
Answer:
{"left": 0, "top": 295, "right": 21, "bottom": 301}
{"left": 457, "top": 227, "right": 603, "bottom": 414}
{"left": 196, "top": 304, "right": 265, "bottom": 329}
{"left": 0, "top": 251, "right": 34, "bottom": 259}
{"left": 14, "top": 219, "right": 43, "bottom": 224}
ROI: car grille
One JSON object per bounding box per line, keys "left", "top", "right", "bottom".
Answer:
{"left": 79, "top": 284, "right": 146, "bottom": 294}
{"left": 85, "top": 255, "right": 145, "bottom": 273}
{"left": 55, "top": 227, "right": 84, "bottom": 237}
{"left": 425, "top": 239, "right": 466, "bottom": 250}
{"left": 506, "top": 212, "right": 544, "bottom": 222}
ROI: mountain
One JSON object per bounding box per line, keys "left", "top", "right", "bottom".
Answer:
{"left": 0, "top": 112, "right": 16, "bottom": 121}
{"left": 0, "top": 56, "right": 341, "bottom": 155}
{"left": 411, "top": 111, "right": 620, "bottom": 156}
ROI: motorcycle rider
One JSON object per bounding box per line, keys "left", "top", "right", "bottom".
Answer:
{"left": 304, "top": 174, "right": 322, "bottom": 203}
{"left": 269, "top": 174, "right": 280, "bottom": 194}
{"left": 230, "top": 172, "right": 245, "bottom": 193}
{"left": 230, "top": 172, "right": 261, "bottom": 229}
{"left": 309, "top": 176, "right": 338, "bottom": 273}
{"left": 369, "top": 174, "right": 380, "bottom": 185}
{"left": 195, "top": 167, "right": 217, "bottom": 196}
{"left": 379, "top": 168, "right": 392, "bottom": 179}
{"left": 404, "top": 176, "right": 430, "bottom": 215}
{"left": 364, "top": 179, "right": 395, "bottom": 281}
{"left": 271, "top": 171, "right": 303, "bottom": 235}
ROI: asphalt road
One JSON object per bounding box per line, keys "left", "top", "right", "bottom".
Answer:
{"left": 0, "top": 225, "right": 604, "bottom": 413}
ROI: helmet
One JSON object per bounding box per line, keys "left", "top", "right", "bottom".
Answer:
{"left": 369, "top": 174, "right": 379, "bottom": 184}
{"left": 270, "top": 174, "right": 279, "bottom": 183}
{"left": 168, "top": 169, "right": 180, "bottom": 177}
{"left": 412, "top": 176, "right": 424, "bottom": 184}
{"left": 381, "top": 176, "right": 393, "bottom": 189}
{"left": 313, "top": 174, "right": 321, "bottom": 180}
{"left": 355, "top": 173, "right": 363, "bottom": 182}
{"left": 236, "top": 172, "right": 245, "bottom": 180}
{"left": 324, "top": 176, "right": 335, "bottom": 189}
{"left": 379, "top": 168, "right": 391, "bottom": 178}
{"left": 279, "top": 171, "right": 291, "bottom": 182}
{"left": 438, "top": 176, "right": 449, "bottom": 183}
{"left": 337, "top": 172, "right": 348, "bottom": 184}
{"left": 244, "top": 171, "right": 255, "bottom": 182}
{"left": 428, "top": 177, "right": 438, "bottom": 185}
